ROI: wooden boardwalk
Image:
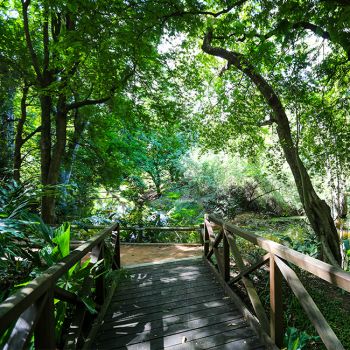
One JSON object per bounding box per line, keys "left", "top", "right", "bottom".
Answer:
{"left": 94, "top": 258, "right": 265, "bottom": 350}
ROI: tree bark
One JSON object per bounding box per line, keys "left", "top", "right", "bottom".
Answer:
{"left": 13, "top": 84, "right": 29, "bottom": 182}
{"left": 202, "top": 31, "right": 341, "bottom": 265}
{"left": 61, "top": 109, "right": 86, "bottom": 185}
{"left": 0, "top": 87, "right": 15, "bottom": 179}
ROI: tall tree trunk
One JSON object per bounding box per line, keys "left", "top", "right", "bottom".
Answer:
{"left": 61, "top": 109, "right": 86, "bottom": 185}
{"left": 40, "top": 93, "right": 54, "bottom": 223}
{"left": 202, "top": 31, "right": 342, "bottom": 265}
{"left": 13, "top": 84, "right": 29, "bottom": 182}
{"left": 41, "top": 96, "right": 68, "bottom": 224}
{"left": 0, "top": 87, "right": 15, "bottom": 179}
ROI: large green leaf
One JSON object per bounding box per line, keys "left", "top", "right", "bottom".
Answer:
{"left": 52, "top": 223, "right": 70, "bottom": 258}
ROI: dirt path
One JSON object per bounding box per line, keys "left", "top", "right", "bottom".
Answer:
{"left": 120, "top": 244, "right": 203, "bottom": 266}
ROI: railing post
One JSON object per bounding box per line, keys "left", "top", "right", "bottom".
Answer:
{"left": 270, "top": 254, "right": 284, "bottom": 347}
{"left": 34, "top": 288, "right": 56, "bottom": 350}
{"left": 199, "top": 224, "right": 204, "bottom": 245}
{"left": 223, "top": 231, "right": 230, "bottom": 282}
{"left": 95, "top": 242, "right": 105, "bottom": 305}
{"left": 204, "top": 221, "right": 209, "bottom": 256}
{"left": 112, "top": 224, "right": 121, "bottom": 270}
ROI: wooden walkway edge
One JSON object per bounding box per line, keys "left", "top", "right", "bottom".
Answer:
{"left": 93, "top": 258, "right": 265, "bottom": 350}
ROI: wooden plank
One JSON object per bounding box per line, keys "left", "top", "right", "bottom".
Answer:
{"left": 274, "top": 256, "right": 344, "bottom": 350}
{"left": 120, "top": 266, "right": 209, "bottom": 282}
{"left": 229, "top": 254, "right": 270, "bottom": 285}
{"left": 113, "top": 276, "right": 218, "bottom": 301}
{"left": 269, "top": 254, "right": 283, "bottom": 347}
{"left": 166, "top": 331, "right": 262, "bottom": 350}
{"left": 101, "top": 303, "right": 239, "bottom": 332}
{"left": 104, "top": 293, "right": 229, "bottom": 326}
{"left": 203, "top": 258, "right": 278, "bottom": 350}
{"left": 110, "top": 288, "right": 223, "bottom": 310}
{"left": 116, "top": 276, "right": 218, "bottom": 297}
{"left": 99, "top": 312, "right": 246, "bottom": 345}
{"left": 125, "top": 262, "right": 207, "bottom": 276}
{"left": 208, "top": 214, "right": 350, "bottom": 293}
{"left": 116, "top": 271, "right": 213, "bottom": 291}
{"left": 125, "top": 257, "right": 205, "bottom": 272}
{"left": 224, "top": 230, "right": 270, "bottom": 334}
{"left": 97, "top": 316, "right": 248, "bottom": 349}
{"left": 102, "top": 299, "right": 238, "bottom": 327}
{"left": 0, "top": 222, "right": 119, "bottom": 334}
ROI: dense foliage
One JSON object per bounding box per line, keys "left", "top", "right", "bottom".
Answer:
{"left": 1, "top": 0, "right": 350, "bottom": 349}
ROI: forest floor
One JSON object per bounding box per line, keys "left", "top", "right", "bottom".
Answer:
{"left": 120, "top": 243, "right": 202, "bottom": 265}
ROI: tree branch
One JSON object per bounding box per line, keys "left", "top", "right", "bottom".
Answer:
{"left": 258, "top": 118, "right": 275, "bottom": 127}
{"left": 43, "top": 4, "right": 50, "bottom": 72}
{"left": 22, "top": 126, "right": 42, "bottom": 145}
{"left": 66, "top": 64, "right": 136, "bottom": 111}
{"left": 66, "top": 95, "right": 111, "bottom": 111}
{"left": 292, "top": 21, "right": 331, "bottom": 40}
{"left": 21, "top": 0, "right": 42, "bottom": 82}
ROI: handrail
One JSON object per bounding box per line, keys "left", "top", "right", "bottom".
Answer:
{"left": 204, "top": 214, "right": 350, "bottom": 350}
{"left": 208, "top": 214, "right": 350, "bottom": 292}
{"left": 0, "top": 222, "right": 120, "bottom": 349}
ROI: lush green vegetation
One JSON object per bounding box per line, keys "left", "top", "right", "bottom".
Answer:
{"left": 1, "top": 0, "right": 350, "bottom": 349}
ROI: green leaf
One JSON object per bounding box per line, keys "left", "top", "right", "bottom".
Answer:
{"left": 52, "top": 223, "right": 70, "bottom": 258}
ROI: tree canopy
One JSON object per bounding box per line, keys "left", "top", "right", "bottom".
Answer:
{"left": 1, "top": 0, "right": 350, "bottom": 265}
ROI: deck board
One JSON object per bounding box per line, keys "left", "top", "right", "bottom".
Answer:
{"left": 94, "top": 258, "right": 265, "bottom": 349}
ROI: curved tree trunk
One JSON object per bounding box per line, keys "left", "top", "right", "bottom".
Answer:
{"left": 202, "top": 31, "right": 341, "bottom": 265}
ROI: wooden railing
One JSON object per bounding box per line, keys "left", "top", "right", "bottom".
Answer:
{"left": 203, "top": 214, "right": 350, "bottom": 350}
{"left": 0, "top": 223, "right": 120, "bottom": 350}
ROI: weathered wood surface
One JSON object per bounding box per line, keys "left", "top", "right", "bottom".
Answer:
{"left": 94, "top": 258, "right": 265, "bottom": 349}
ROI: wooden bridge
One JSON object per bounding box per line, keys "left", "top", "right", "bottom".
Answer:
{"left": 1, "top": 215, "right": 350, "bottom": 349}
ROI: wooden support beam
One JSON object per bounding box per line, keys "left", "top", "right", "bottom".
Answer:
{"left": 274, "top": 256, "right": 344, "bottom": 350}
{"left": 270, "top": 254, "right": 284, "bottom": 347}
{"left": 223, "top": 233, "right": 230, "bottom": 282}
{"left": 224, "top": 229, "right": 270, "bottom": 334}
{"left": 54, "top": 286, "right": 81, "bottom": 305}
{"left": 34, "top": 288, "right": 56, "bottom": 350}
{"left": 112, "top": 226, "right": 120, "bottom": 270}
{"left": 203, "top": 221, "right": 210, "bottom": 256}
{"left": 203, "top": 258, "right": 278, "bottom": 350}
{"left": 229, "top": 253, "right": 270, "bottom": 285}
{"left": 205, "top": 219, "right": 223, "bottom": 258}
{"left": 93, "top": 242, "right": 106, "bottom": 305}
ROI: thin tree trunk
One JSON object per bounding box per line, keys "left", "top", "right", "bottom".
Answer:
{"left": 202, "top": 31, "right": 341, "bottom": 265}
{"left": 0, "top": 87, "right": 15, "bottom": 179}
{"left": 61, "top": 109, "right": 86, "bottom": 185}
{"left": 40, "top": 93, "right": 54, "bottom": 223}
{"left": 13, "top": 84, "right": 29, "bottom": 182}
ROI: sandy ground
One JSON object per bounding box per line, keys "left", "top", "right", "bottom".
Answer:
{"left": 120, "top": 244, "right": 203, "bottom": 266}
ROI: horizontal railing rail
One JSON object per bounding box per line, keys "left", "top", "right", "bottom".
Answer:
{"left": 0, "top": 222, "right": 120, "bottom": 350}
{"left": 203, "top": 214, "right": 350, "bottom": 350}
